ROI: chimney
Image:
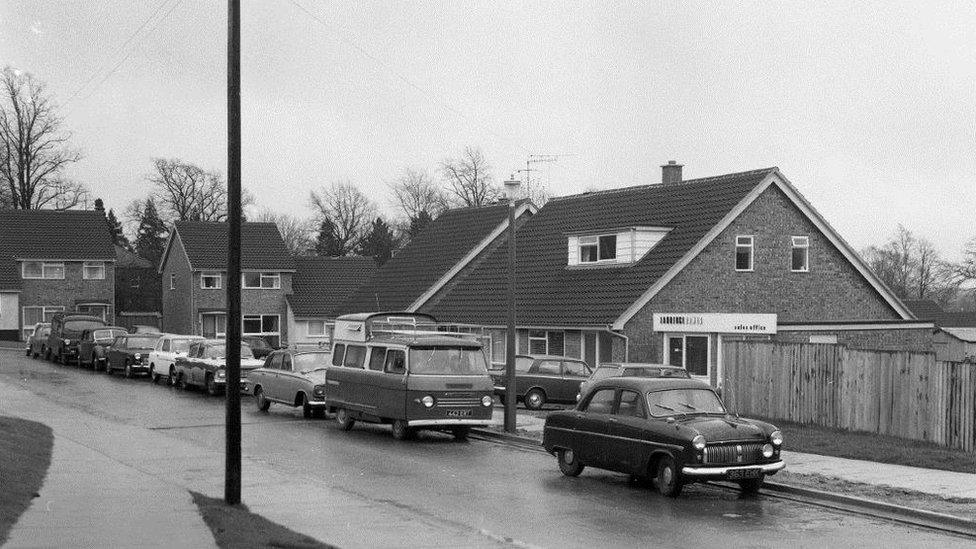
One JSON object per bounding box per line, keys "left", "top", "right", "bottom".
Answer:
{"left": 661, "top": 160, "right": 683, "bottom": 185}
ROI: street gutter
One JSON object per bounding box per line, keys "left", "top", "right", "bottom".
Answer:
{"left": 470, "top": 427, "right": 976, "bottom": 540}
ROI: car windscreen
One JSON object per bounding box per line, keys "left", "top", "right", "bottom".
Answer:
{"left": 623, "top": 367, "right": 689, "bottom": 378}
{"left": 64, "top": 320, "right": 105, "bottom": 332}
{"left": 94, "top": 329, "right": 126, "bottom": 341}
{"left": 646, "top": 388, "right": 726, "bottom": 417}
{"left": 171, "top": 339, "right": 196, "bottom": 353}
{"left": 203, "top": 344, "right": 254, "bottom": 359}
{"left": 126, "top": 336, "right": 160, "bottom": 349}
{"left": 294, "top": 352, "right": 331, "bottom": 372}
{"left": 408, "top": 346, "right": 488, "bottom": 376}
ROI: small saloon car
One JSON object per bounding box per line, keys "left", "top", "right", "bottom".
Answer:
{"left": 543, "top": 377, "right": 784, "bottom": 497}
{"left": 105, "top": 333, "right": 163, "bottom": 377}
{"left": 26, "top": 323, "right": 51, "bottom": 358}
{"left": 577, "top": 363, "right": 690, "bottom": 401}
{"left": 174, "top": 339, "right": 264, "bottom": 395}
{"left": 148, "top": 334, "right": 205, "bottom": 385}
{"left": 490, "top": 354, "right": 592, "bottom": 410}
{"left": 78, "top": 326, "right": 128, "bottom": 370}
{"left": 249, "top": 349, "right": 331, "bottom": 418}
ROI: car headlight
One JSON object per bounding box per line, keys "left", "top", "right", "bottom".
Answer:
{"left": 63, "top": 338, "right": 70, "bottom": 345}
{"left": 481, "top": 395, "right": 493, "bottom": 407}
{"left": 762, "top": 443, "right": 774, "bottom": 458}
{"left": 421, "top": 395, "right": 435, "bottom": 408}
{"left": 770, "top": 430, "right": 783, "bottom": 447}
{"left": 313, "top": 385, "right": 326, "bottom": 397}
{"left": 692, "top": 434, "right": 706, "bottom": 451}
{"left": 216, "top": 370, "right": 226, "bottom": 379}
{"left": 135, "top": 353, "right": 142, "bottom": 360}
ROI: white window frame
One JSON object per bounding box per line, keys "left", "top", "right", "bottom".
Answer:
{"left": 306, "top": 320, "right": 327, "bottom": 337}
{"left": 488, "top": 328, "right": 507, "bottom": 365}
{"left": 791, "top": 236, "right": 810, "bottom": 272}
{"left": 578, "top": 234, "right": 618, "bottom": 264}
{"left": 200, "top": 272, "right": 222, "bottom": 289}
{"left": 663, "top": 333, "right": 711, "bottom": 380}
{"left": 242, "top": 314, "right": 281, "bottom": 336}
{"left": 242, "top": 272, "right": 281, "bottom": 289}
{"left": 21, "top": 305, "right": 64, "bottom": 339}
{"left": 735, "top": 235, "right": 754, "bottom": 272}
{"left": 201, "top": 312, "right": 227, "bottom": 338}
{"left": 75, "top": 303, "right": 108, "bottom": 321}
{"left": 82, "top": 261, "right": 105, "bottom": 280}
{"left": 170, "top": 274, "right": 176, "bottom": 290}
{"left": 22, "top": 261, "right": 65, "bottom": 280}
{"left": 528, "top": 330, "right": 549, "bottom": 354}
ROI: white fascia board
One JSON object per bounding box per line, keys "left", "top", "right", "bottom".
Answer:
{"left": 778, "top": 322, "right": 934, "bottom": 331}
{"left": 408, "top": 202, "right": 537, "bottom": 312}
{"left": 611, "top": 171, "right": 779, "bottom": 330}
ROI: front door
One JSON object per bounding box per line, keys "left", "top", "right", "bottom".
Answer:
{"left": 201, "top": 313, "right": 226, "bottom": 339}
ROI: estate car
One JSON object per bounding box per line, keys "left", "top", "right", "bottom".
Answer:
{"left": 491, "top": 354, "right": 592, "bottom": 410}
{"left": 543, "top": 377, "right": 784, "bottom": 497}
{"left": 249, "top": 350, "right": 331, "bottom": 418}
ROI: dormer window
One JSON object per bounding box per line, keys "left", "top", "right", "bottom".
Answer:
{"left": 579, "top": 235, "right": 617, "bottom": 263}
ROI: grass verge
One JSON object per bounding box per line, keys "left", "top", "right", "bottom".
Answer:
{"left": 0, "top": 416, "right": 54, "bottom": 546}
{"left": 191, "top": 491, "right": 335, "bottom": 549}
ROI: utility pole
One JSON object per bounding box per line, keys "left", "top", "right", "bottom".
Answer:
{"left": 503, "top": 176, "right": 521, "bottom": 434}
{"left": 225, "top": 0, "right": 242, "bottom": 506}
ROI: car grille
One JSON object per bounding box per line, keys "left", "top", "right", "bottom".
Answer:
{"left": 703, "top": 443, "right": 765, "bottom": 465}
{"left": 437, "top": 394, "right": 480, "bottom": 408}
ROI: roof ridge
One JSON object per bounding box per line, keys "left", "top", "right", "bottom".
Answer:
{"left": 551, "top": 167, "right": 779, "bottom": 202}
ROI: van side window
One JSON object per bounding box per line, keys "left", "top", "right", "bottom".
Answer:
{"left": 332, "top": 344, "right": 345, "bottom": 366}
{"left": 385, "top": 350, "right": 406, "bottom": 374}
{"left": 368, "top": 347, "right": 387, "bottom": 371}
{"left": 343, "top": 345, "right": 366, "bottom": 369}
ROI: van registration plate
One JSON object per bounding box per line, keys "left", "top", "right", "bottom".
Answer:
{"left": 447, "top": 409, "right": 472, "bottom": 418}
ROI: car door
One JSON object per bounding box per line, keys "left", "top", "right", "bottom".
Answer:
{"left": 277, "top": 353, "right": 300, "bottom": 403}
{"left": 574, "top": 387, "right": 616, "bottom": 468}
{"left": 607, "top": 389, "right": 648, "bottom": 475}
{"left": 556, "top": 360, "right": 591, "bottom": 402}
{"left": 253, "top": 353, "right": 279, "bottom": 401}
{"left": 526, "top": 359, "right": 561, "bottom": 399}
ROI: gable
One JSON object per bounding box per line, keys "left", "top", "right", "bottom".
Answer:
{"left": 169, "top": 222, "right": 295, "bottom": 271}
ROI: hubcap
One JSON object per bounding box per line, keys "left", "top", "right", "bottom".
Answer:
{"left": 564, "top": 449, "right": 574, "bottom": 464}
{"left": 662, "top": 466, "right": 673, "bottom": 486}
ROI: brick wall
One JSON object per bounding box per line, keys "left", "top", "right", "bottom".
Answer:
{"left": 19, "top": 261, "right": 115, "bottom": 324}
{"left": 161, "top": 233, "right": 193, "bottom": 334}
{"left": 191, "top": 271, "right": 292, "bottom": 342}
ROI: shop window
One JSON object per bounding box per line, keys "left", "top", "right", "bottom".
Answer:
{"left": 666, "top": 334, "right": 709, "bottom": 377}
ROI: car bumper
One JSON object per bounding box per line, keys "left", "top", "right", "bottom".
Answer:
{"left": 681, "top": 460, "right": 785, "bottom": 477}
{"left": 407, "top": 419, "right": 493, "bottom": 427}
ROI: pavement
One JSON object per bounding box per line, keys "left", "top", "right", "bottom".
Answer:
{"left": 486, "top": 409, "right": 976, "bottom": 501}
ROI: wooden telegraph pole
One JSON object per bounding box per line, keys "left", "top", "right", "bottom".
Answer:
{"left": 225, "top": 0, "right": 242, "bottom": 505}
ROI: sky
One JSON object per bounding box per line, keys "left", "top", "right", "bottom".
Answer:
{"left": 1, "top": 1, "right": 974, "bottom": 257}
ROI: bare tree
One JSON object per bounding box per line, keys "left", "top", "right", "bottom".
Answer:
{"left": 388, "top": 168, "right": 447, "bottom": 221}
{"left": 254, "top": 209, "right": 315, "bottom": 256}
{"left": 309, "top": 181, "right": 376, "bottom": 256}
{"left": 862, "top": 225, "right": 958, "bottom": 305}
{"left": 0, "top": 67, "right": 86, "bottom": 209}
{"left": 147, "top": 158, "right": 251, "bottom": 222}
{"left": 440, "top": 146, "right": 500, "bottom": 207}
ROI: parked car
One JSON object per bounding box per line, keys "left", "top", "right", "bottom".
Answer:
{"left": 105, "top": 333, "right": 163, "bottom": 378}
{"left": 46, "top": 313, "right": 107, "bottom": 365}
{"left": 243, "top": 336, "right": 274, "bottom": 359}
{"left": 148, "top": 334, "right": 205, "bottom": 385}
{"left": 26, "top": 323, "right": 51, "bottom": 358}
{"left": 78, "top": 326, "right": 129, "bottom": 369}
{"left": 490, "top": 355, "right": 592, "bottom": 410}
{"left": 543, "top": 377, "right": 785, "bottom": 497}
{"left": 577, "top": 363, "right": 690, "bottom": 401}
{"left": 174, "top": 339, "right": 264, "bottom": 396}
{"left": 249, "top": 350, "right": 331, "bottom": 418}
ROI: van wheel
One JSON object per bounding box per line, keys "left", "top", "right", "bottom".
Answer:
{"left": 254, "top": 387, "right": 271, "bottom": 411}
{"left": 524, "top": 389, "right": 546, "bottom": 410}
{"left": 558, "top": 449, "right": 584, "bottom": 476}
{"left": 451, "top": 426, "right": 470, "bottom": 441}
{"left": 335, "top": 408, "right": 355, "bottom": 431}
{"left": 205, "top": 374, "right": 219, "bottom": 396}
{"left": 168, "top": 366, "right": 177, "bottom": 386}
{"left": 655, "top": 456, "right": 683, "bottom": 498}
{"left": 391, "top": 419, "right": 413, "bottom": 441}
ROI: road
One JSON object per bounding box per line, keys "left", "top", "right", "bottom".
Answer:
{"left": 0, "top": 348, "right": 970, "bottom": 548}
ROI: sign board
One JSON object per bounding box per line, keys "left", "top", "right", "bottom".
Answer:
{"left": 653, "top": 313, "right": 778, "bottom": 335}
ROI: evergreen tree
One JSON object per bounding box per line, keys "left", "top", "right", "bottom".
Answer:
{"left": 105, "top": 208, "right": 130, "bottom": 250}
{"left": 134, "top": 199, "right": 168, "bottom": 268}
{"left": 314, "top": 218, "right": 344, "bottom": 256}
{"left": 93, "top": 198, "right": 105, "bottom": 212}
{"left": 357, "top": 217, "right": 397, "bottom": 266}
{"left": 408, "top": 209, "right": 433, "bottom": 238}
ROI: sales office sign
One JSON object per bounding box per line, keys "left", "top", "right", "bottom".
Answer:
{"left": 653, "top": 313, "right": 778, "bottom": 334}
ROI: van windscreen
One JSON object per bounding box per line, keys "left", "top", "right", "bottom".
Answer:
{"left": 64, "top": 320, "right": 105, "bottom": 332}
{"left": 408, "top": 346, "right": 488, "bottom": 376}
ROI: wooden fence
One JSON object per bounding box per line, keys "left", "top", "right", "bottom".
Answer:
{"left": 721, "top": 341, "right": 976, "bottom": 452}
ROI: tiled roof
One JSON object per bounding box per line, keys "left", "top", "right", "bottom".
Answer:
{"left": 903, "top": 299, "right": 976, "bottom": 327}
{"left": 287, "top": 256, "right": 377, "bottom": 317}
{"left": 115, "top": 245, "right": 154, "bottom": 269}
{"left": 423, "top": 168, "right": 777, "bottom": 327}
{"left": 173, "top": 221, "right": 295, "bottom": 271}
{"left": 341, "top": 204, "right": 513, "bottom": 313}
{"left": 0, "top": 210, "right": 116, "bottom": 290}
{"left": 903, "top": 300, "right": 943, "bottom": 321}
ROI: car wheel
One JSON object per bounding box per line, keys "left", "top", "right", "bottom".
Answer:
{"left": 451, "top": 426, "right": 470, "bottom": 441}
{"left": 25, "top": 347, "right": 31, "bottom": 357}
{"left": 524, "top": 389, "right": 546, "bottom": 410}
{"left": 105, "top": 360, "right": 113, "bottom": 375}
{"left": 558, "top": 448, "right": 585, "bottom": 477}
{"left": 98, "top": 358, "right": 107, "bottom": 372}
{"left": 177, "top": 373, "right": 188, "bottom": 390}
{"left": 254, "top": 387, "right": 271, "bottom": 412}
{"left": 205, "top": 374, "right": 219, "bottom": 396}
{"left": 300, "top": 395, "right": 313, "bottom": 419}
{"left": 168, "top": 366, "right": 178, "bottom": 387}
{"left": 738, "top": 476, "right": 764, "bottom": 496}
{"left": 655, "top": 456, "right": 683, "bottom": 498}
{"left": 391, "top": 419, "right": 413, "bottom": 441}
{"left": 44, "top": 347, "right": 52, "bottom": 361}
{"left": 124, "top": 362, "right": 133, "bottom": 379}
{"left": 335, "top": 408, "right": 355, "bottom": 431}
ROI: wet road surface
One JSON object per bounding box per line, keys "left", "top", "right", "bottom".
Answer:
{"left": 1, "top": 348, "right": 972, "bottom": 548}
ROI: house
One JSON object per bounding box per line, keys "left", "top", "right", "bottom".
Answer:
{"left": 114, "top": 245, "right": 162, "bottom": 331}
{"left": 159, "top": 221, "right": 295, "bottom": 345}
{"left": 0, "top": 210, "right": 116, "bottom": 340}
{"left": 286, "top": 256, "right": 377, "bottom": 348}
{"left": 905, "top": 299, "right": 976, "bottom": 361}
{"left": 412, "top": 162, "right": 931, "bottom": 385}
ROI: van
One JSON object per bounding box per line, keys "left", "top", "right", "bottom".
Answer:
{"left": 46, "top": 313, "right": 107, "bottom": 365}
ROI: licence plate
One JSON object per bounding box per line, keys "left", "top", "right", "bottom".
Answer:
{"left": 446, "top": 409, "right": 472, "bottom": 418}
{"left": 727, "top": 468, "right": 762, "bottom": 480}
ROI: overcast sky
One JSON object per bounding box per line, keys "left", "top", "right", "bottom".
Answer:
{"left": 2, "top": 1, "right": 973, "bottom": 257}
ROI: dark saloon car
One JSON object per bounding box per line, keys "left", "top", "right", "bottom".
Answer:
{"left": 248, "top": 350, "right": 331, "bottom": 418}
{"left": 78, "top": 326, "right": 128, "bottom": 370}
{"left": 105, "top": 333, "right": 163, "bottom": 378}
{"left": 46, "top": 313, "right": 107, "bottom": 365}
{"left": 543, "top": 377, "right": 784, "bottom": 497}
{"left": 577, "top": 362, "right": 690, "bottom": 400}
{"left": 26, "top": 323, "right": 51, "bottom": 358}
{"left": 174, "top": 339, "right": 264, "bottom": 395}
{"left": 490, "top": 355, "right": 592, "bottom": 410}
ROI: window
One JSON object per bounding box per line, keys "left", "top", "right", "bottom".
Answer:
{"left": 385, "top": 350, "right": 406, "bottom": 374}
{"left": 242, "top": 315, "right": 280, "bottom": 347}
{"left": 332, "top": 344, "right": 345, "bottom": 366}
{"left": 579, "top": 235, "right": 617, "bottom": 263}
{"left": 83, "top": 261, "right": 105, "bottom": 280}
{"left": 201, "top": 313, "right": 226, "bottom": 338}
{"left": 269, "top": 354, "right": 283, "bottom": 370}
{"left": 527, "top": 330, "right": 565, "bottom": 355}
{"left": 307, "top": 320, "right": 327, "bottom": 337}
{"left": 368, "top": 347, "right": 387, "bottom": 371}
{"left": 343, "top": 345, "right": 366, "bottom": 368}
{"left": 666, "top": 334, "right": 709, "bottom": 377}
{"left": 282, "top": 354, "right": 293, "bottom": 372}
{"left": 170, "top": 274, "right": 176, "bottom": 290}
{"left": 534, "top": 360, "right": 561, "bottom": 375}
{"left": 515, "top": 356, "right": 534, "bottom": 372}
{"left": 584, "top": 388, "right": 616, "bottom": 414}
{"left": 22, "top": 261, "right": 64, "bottom": 279}
{"left": 563, "top": 360, "right": 590, "bottom": 377}
{"left": 76, "top": 303, "right": 108, "bottom": 320}
{"left": 242, "top": 272, "right": 280, "bottom": 289}
{"left": 488, "top": 329, "right": 506, "bottom": 365}
{"left": 21, "top": 306, "right": 64, "bottom": 340}
{"left": 201, "top": 272, "right": 222, "bottom": 289}
{"left": 616, "top": 390, "right": 643, "bottom": 417}
{"left": 791, "top": 236, "right": 809, "bottom": 272}
{"left": 735, "top": 235, "right": 754, "bottom": 271}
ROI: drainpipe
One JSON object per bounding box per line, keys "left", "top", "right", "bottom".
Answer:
{"left": 606, "top": 327, "right": 629, "bottom": 362}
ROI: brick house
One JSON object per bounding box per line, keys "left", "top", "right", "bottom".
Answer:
{"left": 0, "top": 210, "right": 116, "bottom": 340}
{"left": 159, "top": 221, "right": 295, "bottom": 345}
{"left": 286, "top": 256, "right": 377, "bottom": 348}
{"left": 414, "top": 163, "right": 931, "bottom": 385}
